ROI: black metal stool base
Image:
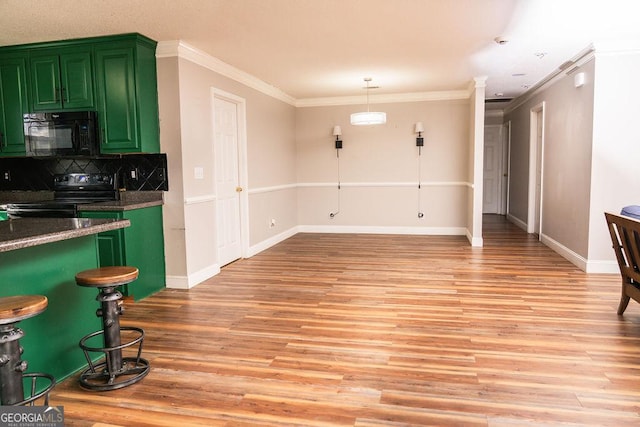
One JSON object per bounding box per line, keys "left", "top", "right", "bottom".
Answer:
{"left": 16, "top": 372, "right": 56, "bottom": 406}
{"left": 79, "top": 326, "right": 149, "bottom": 391}
{"left": 79, "top": 357, "right": 150, "bottom": 391}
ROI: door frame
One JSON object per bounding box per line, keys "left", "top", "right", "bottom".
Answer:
{"left": 483, "top": 124, "right": 505, "bottom": 214}
{"left": 504, "top": 120, "right": 511, "bottom": 216}
{"left": 527, "top": 102, "right": 545, "bottom": 236}
{"left": 211, "top": 87, "right": 249, "bottom": 261}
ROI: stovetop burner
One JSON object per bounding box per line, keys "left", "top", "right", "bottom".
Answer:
{"left": 6, "top": 173, "right": 119, "bottom": 218}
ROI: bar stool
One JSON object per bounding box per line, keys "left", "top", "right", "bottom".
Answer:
{"left": 0, "top": 295, "right": 56, "bottom": 405}
{"left": 75, "top": 266, "right": 150, "bottom": 391}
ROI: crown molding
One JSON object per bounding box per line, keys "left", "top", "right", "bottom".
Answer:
{"left": 295, "top": 90, "right": 469, "bottom": 108}
{"left": 157, "top": 40, "right": 471, "bottom": 108}
{"left": 505, "top": 45, "right": 595, "bottom": 114}
{"left": 156, "top": 40, "right": 297, "bottom": 106}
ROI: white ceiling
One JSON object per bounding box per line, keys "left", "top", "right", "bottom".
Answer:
{"left": 2, "top": 0, "right": 640, "bottom": 102}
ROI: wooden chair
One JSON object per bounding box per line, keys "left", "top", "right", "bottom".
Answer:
{"left": 605, "top": 212, "right": 640, "bottom": 315}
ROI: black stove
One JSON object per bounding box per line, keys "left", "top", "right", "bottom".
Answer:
{"left": 6, "top": 173, "right": 118, "bottom": 218}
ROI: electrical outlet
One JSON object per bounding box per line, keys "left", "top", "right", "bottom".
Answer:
{"left": 269, "top": 218, "right": 276, "bottom": 228}
{"left": 2, "top": 171, "right": 10, "bottom": 181}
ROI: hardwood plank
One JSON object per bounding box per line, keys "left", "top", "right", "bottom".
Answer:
{"left": 47, "top": 215, "right": 640, "bottom": 425}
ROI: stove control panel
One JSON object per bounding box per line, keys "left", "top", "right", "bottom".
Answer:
{"left": 54, "top": 173, "right": 116, "bottom": 190}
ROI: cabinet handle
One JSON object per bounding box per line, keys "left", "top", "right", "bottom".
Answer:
{"left": 0, "top": 132, "right": 3, "bottom": 150}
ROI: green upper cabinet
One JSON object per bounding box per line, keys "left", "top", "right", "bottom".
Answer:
{"left": 0, "top": 33, "right": 160, "bottom": 155}
{"left": 94, "top": 35, "right": 160, "bottom": 153}
{"left": 30, "top": 48, "right": 94, "bottom": 111}
{"left": 0, "top": 53, "right": 28, "bottom": 156}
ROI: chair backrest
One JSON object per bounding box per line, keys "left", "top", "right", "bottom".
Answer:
{"left": 605, "top": 212, "right": 640, "bottom": 285}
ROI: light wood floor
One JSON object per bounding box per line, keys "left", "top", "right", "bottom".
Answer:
{"left": 50, "top": 215, "right": 640, "bottom": 426}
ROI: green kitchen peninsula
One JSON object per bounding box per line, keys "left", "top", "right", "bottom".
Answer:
{"left": 0, "top": 217, "right": 130, "bottom": 383}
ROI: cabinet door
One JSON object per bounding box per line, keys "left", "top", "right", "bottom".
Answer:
{"left": 30, "top": 54, "right": 61, "bottom": 110}
{"left": 0, "top": 54, "right": 28, "bottom": 156}
{"left": 59, "top": 51, "right": 94, "bottom": 109}
{"left": 79, "top": 211, "right": 125, "bottom": 266}
{"left": 31, "top": 50, "right": 94, "bottom": 111}
{"left": 94, "top": 46, "right": 139, "bottom": 152}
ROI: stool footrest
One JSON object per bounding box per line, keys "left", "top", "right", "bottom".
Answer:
{"left": 79, "top": 326, "right": 149, "bottom": 391}
{"left": 14, "top": 372, "right": 56, "bottom": 406}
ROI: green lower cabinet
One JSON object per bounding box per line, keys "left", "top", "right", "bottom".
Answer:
{"left": 80, "top": 206, "right": 165, "bottom": 300}
{"left": 0, "top": 236, "right": 102, "bottom": 384}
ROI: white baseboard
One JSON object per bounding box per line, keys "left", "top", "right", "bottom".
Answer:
{"left": 166, "top": 264, "right": 221, "bottom": 289}
{"left": 298, "top": 225, "right": 467, "bottom": 235}
{"left": 507, "top": 213, "right": 528, "bottom": 231}
{"left": 247, "top": 226, "right": 299, "bottom": 257}
{"left": 540, "top": 233, "right": 618, "bottom": 273}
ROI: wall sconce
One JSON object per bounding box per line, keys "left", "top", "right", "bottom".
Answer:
{"left": 415, "top": 122, "right": 424, "bottom": 147}
{"left": 415, "top": 121, "right": 425, "bottom": 219}
{"left": 333, "top": 125, "right": 342, "bottom": 149}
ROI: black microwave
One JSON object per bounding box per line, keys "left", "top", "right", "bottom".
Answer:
{"left": 23, "top": 111, "right": 99, "bottom": 156}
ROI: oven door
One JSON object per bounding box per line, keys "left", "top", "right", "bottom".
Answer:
{"left": 5, "top": 202, "right": 78, "bottom": 219}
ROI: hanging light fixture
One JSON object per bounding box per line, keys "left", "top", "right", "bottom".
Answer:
{"left": 350, "top": 77, "right": 386, "bottom": 126}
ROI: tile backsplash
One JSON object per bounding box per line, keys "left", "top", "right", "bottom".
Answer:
{"left": 0, "top": 154, "right": 168, "bottom": 191}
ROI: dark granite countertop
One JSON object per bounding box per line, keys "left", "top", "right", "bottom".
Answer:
{"left": 0, "top": 191, "right": 163, "bottom": 212}
{"left": 78, "top": 192, "right": 163, "bottom": 212}
{"left": 0, "top": 217, "right": 130, "bottom": 253}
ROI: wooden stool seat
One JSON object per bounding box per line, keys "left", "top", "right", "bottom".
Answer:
{"left": 0, "top": 295, "right": 48, "bottom": 325}
{"left": 0, "top": 295, "right": 54, "bottom": 405}
{"left": 76, "top": 266, "right": 139, "bottom": 288}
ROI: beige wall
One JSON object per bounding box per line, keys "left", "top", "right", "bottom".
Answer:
{"left": 588, "top": 49, "right": 640, "bottom": 263}
{"left": 295, "top": 100, "right": 471, "bottom": 232}
{"left": 157, "top": 55, "right": 297, "bottom": 287}
{"left": 506, "top": 58, "right": 595, "bottom": 263}
{"left": 157, "top": 46, "right": 484, "bottom": 287}
{"left": 505, "top": 48, "right": 640, "bottom": 272}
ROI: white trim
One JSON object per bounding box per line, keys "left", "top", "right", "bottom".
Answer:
{"left": 539, "top": 233, "right": 617, "bottom": 273}
{"left": 466, "top": 229, "right": 483, "bottom": 247}
{"left": 540, "top": 233, "right": 587, "bottom": 271}
{"left": 156, "top": 40, "right": 472, "bottom": 108}
{"left": 507, "top": 213, "right": 528, "bottom": 231}
{"left": 505, "top": 47, "right": 595, "bottom": 114}
{"left": 157, "top": 40, "right": 296, "bottom": 106}
{"left": 214, "top": 180, "right": 470, "bottom": 197}
{"left": 165, "top": 264, "right": 221, "bottom": 289}
{"left": 296, "top": 90, "right": 469, "bottom": 108}
{"left": 585, "top": 260, "right": 619, "bottom": 274}
{"left": 184, "top": 194, "right": 216, "bottom": 205}
{"left": 248, "top": 183, "right": 297, "bottom": 194}
{"left": 527, "top": 102, "right": 545, "bottom": 235}
{"left": 246, "top": 225, "right": 470, "bottom": 259}
{"left": 247, "top": 227, "right": 299, "bottom": 258}
{"left": 298, "top": 225, "right": 467, "bottom": 235}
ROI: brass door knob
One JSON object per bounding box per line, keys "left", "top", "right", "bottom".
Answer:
{"left": 236, "top": 186, "right": 243, "bottom": 192}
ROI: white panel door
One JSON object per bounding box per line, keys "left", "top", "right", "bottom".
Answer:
{"left": 483, "top": 125, "right": 503, "bottom": 213}
{"left": 214, "top": 96, "right": 242, "bottom": 266}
